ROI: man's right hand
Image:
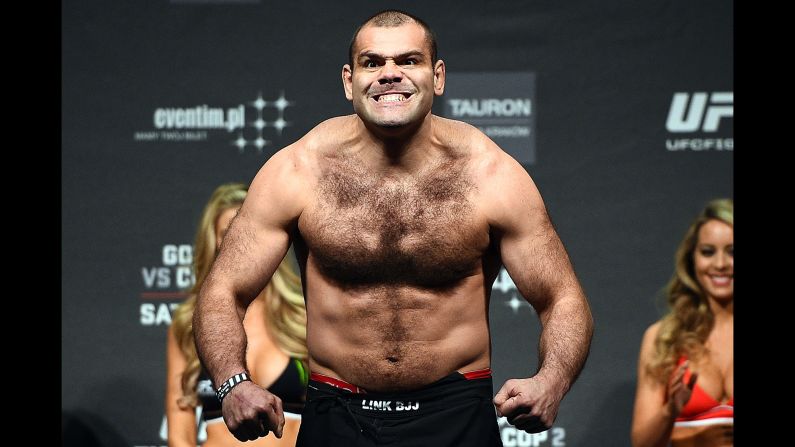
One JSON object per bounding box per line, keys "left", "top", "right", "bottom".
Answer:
{"left": 222, "top": 381, "right": 285, "bottom": 441}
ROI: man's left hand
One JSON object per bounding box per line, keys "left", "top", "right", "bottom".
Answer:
{"left": 493, "top": 377, "right": 562, "bottom": 433}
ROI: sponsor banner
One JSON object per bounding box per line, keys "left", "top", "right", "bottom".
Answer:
{"left": 494, "top": 268, "right": 534, "bottom": 315}
{"left": 139, "top": 243, "right": 194, "bottom": 327}
{"left": 499, "top": 418, "right": 567, "bottom": 447}
{"left": 171, "top": 0, "right": 261, "bottom": 4}
{"left": 665, "top": 91, "right": 733, "bottom": 152}
{"left": 443, "top": 72, "right": 536, "bottom": 164}
{"left": 134, "top": 91, "right": 294, "bottom": 154}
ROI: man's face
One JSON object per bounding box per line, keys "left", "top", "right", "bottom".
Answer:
{"left": 343, "top": 22, "right": 445, "bottom": 129}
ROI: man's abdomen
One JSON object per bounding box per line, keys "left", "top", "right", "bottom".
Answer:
{"left": 305, "top": 279, "right": 492, "bottom": 392}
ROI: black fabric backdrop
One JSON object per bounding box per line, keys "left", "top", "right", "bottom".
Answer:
{"left": 62, "top": 1, "right": 732, "bottom": 445}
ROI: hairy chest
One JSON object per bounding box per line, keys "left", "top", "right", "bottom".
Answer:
{"left": 300, "top": 158, "right": 490, "bottom": 288}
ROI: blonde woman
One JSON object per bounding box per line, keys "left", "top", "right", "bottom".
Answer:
{"left": 632, "top": 199, "right": 733, "bottom": 447}
{"left": 166, "top": 183, "right": 308, "bottom": 447}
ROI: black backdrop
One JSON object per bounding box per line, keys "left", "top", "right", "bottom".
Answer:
{"left": 62, "top": 1, "right": 732, "bottom": 446}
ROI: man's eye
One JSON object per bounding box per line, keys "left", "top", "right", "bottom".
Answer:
{"left": 404, "top": 59, "right": 417, "bottom": 65}
{"left": 364, "top": 61, "right": 378, "bottom": 68}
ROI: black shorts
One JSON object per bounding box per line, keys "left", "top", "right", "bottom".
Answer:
{"left": 296, "top": 371, "right": 503, "bottom": 447}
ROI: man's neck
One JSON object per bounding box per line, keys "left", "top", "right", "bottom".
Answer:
{"left": 355, "top": 114, "right": 440, "bottom": 171}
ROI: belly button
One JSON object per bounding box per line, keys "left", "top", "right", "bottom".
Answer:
{"left": 386, "top": 356, "right": 399, "bottom": 363}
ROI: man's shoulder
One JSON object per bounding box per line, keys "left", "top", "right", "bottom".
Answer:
{"left": 433, "top": 116, "right": 510, "bottom": 162}
{"left": 434, "top": 115, "right": 485, "bottom": 144}
{"left": 270, "top": 115, "right": 356, "bottom": 171}
{"left": 433, "top": 118, "right": 521, "bottom": 185}
{"left": 303, "top": 115, "right": 357, "bottom": 151}
{"left": 442, "top": 116, "right": 536, "bottom": 208}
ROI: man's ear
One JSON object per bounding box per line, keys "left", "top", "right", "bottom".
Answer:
{"left": 433, "top": 60, "right": 446, "bottom": 96}
{"left": 342, "top": 64, "right": 353, "bottom": 101}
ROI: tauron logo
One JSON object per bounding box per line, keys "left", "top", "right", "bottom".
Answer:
{"left": 666, "top": 92, "right": 733, "bottom": 133}
{"left": 442, "top": 72, "right": 536, "bottom": 164}
{"left": 665, "top": 92, "right": 733, "bottom": 152}
{"left": 448, "top": 99, "right": 531, "bottom": 117}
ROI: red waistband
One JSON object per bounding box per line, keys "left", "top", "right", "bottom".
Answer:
{"left": 309, "top": 368, "right": 492, "bottom": 394}
{"left": 462, "top": 368, "right": 492, "bottom": 380}
{"left": 310, "top": 372, "right": 368, "bottom": 393}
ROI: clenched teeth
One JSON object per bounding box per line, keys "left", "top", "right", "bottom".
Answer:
{"left": 377, "top": 94, "right": 406, "bottom": 102}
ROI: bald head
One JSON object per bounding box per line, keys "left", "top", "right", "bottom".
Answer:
{"left": 348, "top": 10, "right": 438, "bottom": 69}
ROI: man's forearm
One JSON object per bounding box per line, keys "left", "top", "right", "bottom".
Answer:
{"left": 535, "top": 292, "right": 593, "bottom": 393}
{"left": 193, "top": 285, "right": 249, "bottom": 387}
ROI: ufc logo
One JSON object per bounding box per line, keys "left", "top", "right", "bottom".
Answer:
{"left": 666, "top": 92, "right": 733, "bottom": 133}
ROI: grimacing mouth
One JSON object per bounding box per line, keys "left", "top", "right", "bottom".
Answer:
{"left": 371, "top": 92, "right": 413, "bottom": 102}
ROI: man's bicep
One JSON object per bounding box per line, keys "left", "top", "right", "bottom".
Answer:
{"left": 494, "top": 167, "right": 577, "bottom": 312}
{"left": 245, "top": 146, "right": 306, "bottom": 229}
{"left": 209, "top": 149, "right": 304, "bottom": 302}
{"left": 500, "top": 208, "right": 575, "bottom": 309}
{"left": 210, "top": 210, "right": 292, "bottom": 303}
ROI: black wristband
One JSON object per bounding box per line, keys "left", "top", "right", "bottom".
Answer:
{"left": 215, "top": 372, "right": 251, "bottom": 402}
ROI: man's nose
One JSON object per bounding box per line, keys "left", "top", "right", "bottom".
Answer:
{"left": 378, "top": 60, "right": 402, "bottom": 84}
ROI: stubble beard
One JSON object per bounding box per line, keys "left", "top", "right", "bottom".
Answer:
{"left": 358, "top": 104, "right": 416, "bottom": 129}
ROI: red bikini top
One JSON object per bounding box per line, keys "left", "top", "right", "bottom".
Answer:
{"left": 675, "top": 356, "right": 733, "bottom": 423}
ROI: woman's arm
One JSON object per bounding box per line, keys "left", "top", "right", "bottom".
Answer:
{"left": 631, "top": 323, "right": 696, "bottom": 447}
{"left": 166, "top": 324, "right": 198, "bottom": 447}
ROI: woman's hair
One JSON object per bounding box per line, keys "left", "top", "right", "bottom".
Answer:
{"left": 647, "top": 198, "right": 733, "bottom": 382}
{"left": 170, "top": 183, "right": 307, "bottom": 409}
